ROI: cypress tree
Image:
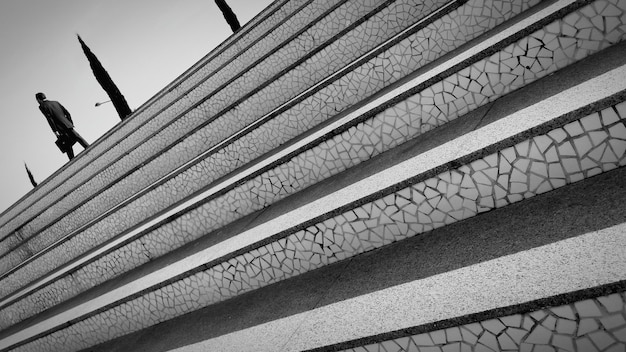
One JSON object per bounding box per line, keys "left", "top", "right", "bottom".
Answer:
{"left": 215, "top": 0, "right": 241, "bottom": 32}
{"left": 77, "top": 34, "right": 132, "bottom": 120}
{"left": 24, "top": 162, "right": 37, "bottom": 187}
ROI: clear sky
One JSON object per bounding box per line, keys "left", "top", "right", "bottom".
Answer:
{"left": 0, "top": 0, "right": 274, "bottom": 213}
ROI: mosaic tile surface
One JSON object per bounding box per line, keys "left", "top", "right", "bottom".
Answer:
{"left": 0, "top": 0, "right": 457, "bottom": 275}
{"left": 340, "top": 292, "right": 626, "bottom": 352}
{"left": 0, "top": 0, "right": 292, "bottom": 235}
{"left": 0, "top": 0, "right": 313, "bottom": 245}
{"left": 0, "top": 0, "right": 542, "bottom": 281}
{"left": 0, "top": 0, "right": 411, "bottom": 264}
{"left": 7, "top": 97, "right": 626, "bottom": 351}
{"left": 0, "top": 0, "right": 447, "bottom": 262}
{"left": 2, "top": 0, "right": 625, "bottom": 328}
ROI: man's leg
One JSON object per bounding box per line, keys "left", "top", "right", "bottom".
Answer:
{"left": 70, "top": 129, "right": 89, "bottom": 149}
{"left": 66, "top": 148, "right": 75, "bottom": 161}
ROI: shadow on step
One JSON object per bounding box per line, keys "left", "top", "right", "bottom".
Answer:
{"left": 82, "top": 164, "right": 626, "bottom": 352}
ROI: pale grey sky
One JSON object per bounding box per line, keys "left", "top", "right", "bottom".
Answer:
{"left": 0, "top": 0, "right": 274, "bottom": 213}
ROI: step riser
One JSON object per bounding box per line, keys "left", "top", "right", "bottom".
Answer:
{"left": 1, "top": 0, "right": 624, "bottom": 327}
{"left": 2, "top": 1, "right": 625, "bottom": 351}
{"left": 152, "top": 225, "right": 626, "bottom": 352}
{"left": 0, "top": 0, "right": 329, "bottom": 248}
{"left": 0, "top": 0, "right": 551, "bottom": 304}
{"left": 0, "top": 0, "right": 302, "bottom": 237}
{"left": 0, "top": 0, "right": 530, "bottom": 283}
{"left": 0, "top": 0, "right": 453, "bottom": 267}
{"left": 4, "top": 101, "right": 625, "bottom": 351}
{"left": 332, "top": 290, "right": 626, "bottom": 352}
{"left": 0, "top": 0, "right": 340, "bottom": 250}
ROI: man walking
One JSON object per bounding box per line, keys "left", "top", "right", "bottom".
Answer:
{"left": 36, "top": 92, "right": 89, "bottom": 160}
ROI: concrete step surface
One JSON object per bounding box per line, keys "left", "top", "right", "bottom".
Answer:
{"left": 2, "top": 41, "right": 625, "bottom": 352}
{"left": 0, "top": 0, "right": 466, "bottom": 277}
{"left": 1, "top": 0, "right": 625, "bottom": 351}
{"left": 0, "top": 0, "right": 551, "bottom": 305}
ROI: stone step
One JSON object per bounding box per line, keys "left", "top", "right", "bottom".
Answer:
{"left": 0, "top": 0, "right": 582, "bottom": 319}
{"left": 0, "top": 0, "right": 544, "bottom": 292}
{"left": 0, "top": 0, "right": 467, "bottom": 276}
{"left": 1, "top": 23, "right": 624, "bottom": 350}
{"left": 0, "top": 0, "right": 363, "bottom": 250}
{"left": 0, "top": 0, "right": 624, "bottom": 332}
{"left": 82, "top": 165, "right": 626, "bottom": 352}
{"left": 0, "top": 0, "right": 299, "bottom": 238}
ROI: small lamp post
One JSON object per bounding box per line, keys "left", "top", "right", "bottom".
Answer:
{"left": 95, "top": 100, "right": 111, "bottom": 107}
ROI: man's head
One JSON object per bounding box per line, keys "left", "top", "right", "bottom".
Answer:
{"left": 35, "top": 92, "right": 46, "bottom": 103}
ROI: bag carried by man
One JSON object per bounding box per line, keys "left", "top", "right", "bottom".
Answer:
{"left": 55, "top": 133, "right": 77, "bottom": 154}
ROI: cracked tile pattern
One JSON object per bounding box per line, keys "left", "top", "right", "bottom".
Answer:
{"left": 0, "top": 0, "right": 314, "bottom": 249}
{"left": 0, "top": 0, "right": 543, "bottom": 286}
{"left": 0, "top": 0, "right": 464, "bottom": 282}
{"left": 0, "top": 0, "right": 382, "bottom": 258}
{"left": 0, "top": 0, "right": 429, "bottom": 270}
{"left": 0, "top": 0, "right": 295, "bottom": 243}
{"left": 8, "top": 98, "right": 626, "bottom": 351}
{"left": 2, "top": 0, "right": 625, "bottom": 328}
{"left": 340, "top": 292, "right": 626, "bottom": 352}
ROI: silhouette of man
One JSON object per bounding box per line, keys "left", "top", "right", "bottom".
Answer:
{"left": 36, "top": 92, "right": 89, "bottom": 161}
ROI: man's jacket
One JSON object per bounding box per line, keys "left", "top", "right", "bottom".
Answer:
{"left": 39, "top": 100, "right": 74, "bottom": 134}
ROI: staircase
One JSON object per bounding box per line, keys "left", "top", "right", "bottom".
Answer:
{"left": 1, "top": 0, "right": 626, "bottom": 351}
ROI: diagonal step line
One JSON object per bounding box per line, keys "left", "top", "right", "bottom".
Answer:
{"left": 0, "top": 0, "right": 465, "bottom": 287}
{"left": 165, "top": 226, "right": 626, "bottom": 352}
{"left": 0, "top": 0, "right": 324, "bottom": 246}
{"left": 0, "top": 0, "right": 329, "bottom": 249}
{"left": 0, "top": 0, "right": 296, "bottom": 231}
{"left": 0, "top": 0, "right": 602, "bottom": 310}
{"left": 0, "top": 0, "right": 462, "bottom": 272}
{"left": 0, "top": 59, "right": 623, "bottom": 350}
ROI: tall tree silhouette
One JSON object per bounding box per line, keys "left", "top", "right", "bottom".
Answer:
{"left": 215, "top": 0, "right": 241, "bottom": 32}
{"left": 24, "top": 162, "right": 37, "bottom": 187}
{"left": 77, "top": 34, "right": 132, "bottom": 120}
